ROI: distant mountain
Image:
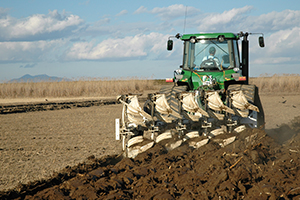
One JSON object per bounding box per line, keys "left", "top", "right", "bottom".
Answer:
{"left": 8, "top": 74, "right": 70, "bottom": 83}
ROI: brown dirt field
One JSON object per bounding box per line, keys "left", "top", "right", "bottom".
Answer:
{"left": 0, "top": 103, "right": 122, "bottom": 191}
{"left": 0, "top": 92, "right": 300, "bottom": 199}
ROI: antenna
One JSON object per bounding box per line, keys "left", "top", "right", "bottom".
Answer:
{"left": 183, "top": 6, "right": 187, "bottom": 34}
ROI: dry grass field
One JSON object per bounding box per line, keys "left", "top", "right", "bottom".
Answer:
{"left": 0, "top": 78, "right": 161, "bottom": 99}
{"left": 250, "top": 74, "right": 300, "bottom": 93}
{"left": 0, "top": 74, "right": 299, "bottom": 99}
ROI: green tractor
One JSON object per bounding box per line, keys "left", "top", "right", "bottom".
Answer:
{"left": 116, "top": 31, "right": 265, "bottom": 158}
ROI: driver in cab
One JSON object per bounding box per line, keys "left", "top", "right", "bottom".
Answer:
{"left": 202, "top": 47, "right": 221, "bottom": 69}
{"left": 199, "top": 46, "right": 221, "bottom": 70}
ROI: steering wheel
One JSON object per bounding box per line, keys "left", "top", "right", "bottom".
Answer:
{"left": 200, "top": 59, "right": 219, "bottom": 70}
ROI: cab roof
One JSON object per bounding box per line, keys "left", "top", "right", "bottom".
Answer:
{"left": 181, "top": 32, "right": 239, "bottom": 40}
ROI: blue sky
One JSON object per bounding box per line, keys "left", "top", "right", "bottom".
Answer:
{"left": 0, "top": 0, "right": 300, "bottom": 81}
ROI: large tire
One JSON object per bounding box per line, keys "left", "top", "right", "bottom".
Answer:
{"left": 253, "top": 85, "right": 265, "bottom": 128}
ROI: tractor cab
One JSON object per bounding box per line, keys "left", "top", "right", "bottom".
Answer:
{"left": 167, "top": 33, "right": 242, "bottom": 90}
{"left": 181, "top": 33, "right": 240, "bottom": 72}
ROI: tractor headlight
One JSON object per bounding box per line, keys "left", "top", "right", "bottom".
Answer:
{"left": 233, "top": 67, "right": 240, "bottom": 72}
{"left": 218, "top": 35, "right": 225, "bottom": 43}
{"left": 175, "top": 69, "right": 183, "bottom": 75}
{"left": 190, "top": 37, "right": 196, "bottom": 44}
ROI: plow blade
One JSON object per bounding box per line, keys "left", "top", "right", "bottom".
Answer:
{"left": 181, "top": 93, "right": 209, "bottom": 117}
{"left": 126, "top": 96, "right": 142, "bottom": 115}
{"left": 234, "top": 125, "right": 247, "bottom": 133}
{"left": 166, "top": 140, "right": 183, "bottom": 151}
{"left": 183, "top": 131, "right": 200, "bottom": 141}
{"left": 155, "top": 130, "right": 182, "bottom": 151}
{"left": 207, "top": 92, "right": 235, "bottom": 114}
{"left": 213, "top": 136, "right": 236, "bottom": 148}
{"left": 207, "top": 128, "right": 236, "bottom": 148}
{"left": 120, "top": 95, "right": 152, "bottom": 125}
{"left": 159, "top": 130, "right": 210, "bottom": 150}
{"left": 208, "top": 128, "right": 224, "bottom": 138}
{"left": 127, "top": 136, "right": 155, "bottom": 158}
{"left": 152, "top": 93, "right": 176, "bottom": 123}
{"left": 231, "top": 91, "right": 259, "bottom": 112}
{"left": 155, "top": 94, "right": 172, "bottom": 115}
{"left": 127, "top": 136, "right": 144, "bottom": 148}
{"left": 233, "top": 108, "right": 249, "bottom": 118}
{"left": 189, "top": 138, "right": 210, "bottom": 149}
{"left": 155, "top": 131, "right": 173, "bottom": 143}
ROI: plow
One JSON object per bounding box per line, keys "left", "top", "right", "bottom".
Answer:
{"left": 116, "top": 32, "right": 265, "bottom": 158}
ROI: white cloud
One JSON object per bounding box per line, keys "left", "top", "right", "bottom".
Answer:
{"left": 195, "top": 8, "right": 300, "bottom": 34}
{"left": 151, "top": 4, "right": 199, "bottom": 20}
{"left": 0, "top": 39, "right": 67, "bottom": 62}
{"left": 0, "top": 4, "right": 299, "bottom": 70}
{"left": 91, "top": 18, "right": 111, "bottom": 29}
{"left": 0, "top": 10, "right": 84, "bottom": 41}
{"left": 252, "top": 27, "right": 300, "bottom": 65}
{"left": 64, "top": 32, "right": 170, "bottom": 60}
{"left": 251, "top": 10, "right": 300, "bottom": 32}
{"left": 134, "top": 4, "right": 200, "bottom": 20}
{"left": 196, "top": 6, "right": 253, "bottom": 32}
{"left": 134, "top": 6, "right": 148, "bottom": 14}
{"left": 116, "top": 10, "right": 128, "bottom": 17}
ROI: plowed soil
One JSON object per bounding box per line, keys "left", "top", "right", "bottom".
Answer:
{"left": 0, "top": 93, "right": 300, "bottom": 199}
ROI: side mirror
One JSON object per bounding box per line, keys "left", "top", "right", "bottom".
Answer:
{"left": 259, "top": 36, "right": 265, "bottom": 47}
{"left": 167, "top": 39, "right": 173, "bottom": 51}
